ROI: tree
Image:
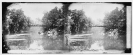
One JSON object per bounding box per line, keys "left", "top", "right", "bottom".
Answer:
{"left": 5, "top": 9, "right": 31, "bottom": 34}
{"left": 69, "top": 10, "right": 92, "bottom": 34}
{"left": 104, "top": 7, "right": 126, "bottom": 48}
{"left": 104, "top": 7, "right": 126, "bottom": 35}
{"left": 42, "top": 7, "right": 65, "bottom": 35}
{"left": 42, "top": 7, "right": 92, "bottom": 35}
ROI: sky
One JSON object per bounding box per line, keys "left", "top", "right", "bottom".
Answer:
{"left": 8, "top": 3, "right": 123, "bottom": 25}
{"left": 69, "top": 3, "right": 124, "bottom": 25}
{"left": 8, "top": 3, "right": 63, "bottom": 24}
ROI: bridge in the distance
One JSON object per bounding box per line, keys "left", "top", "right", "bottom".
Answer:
{"left": 29, "top": 24, "right": 106, "bottom": 27}
{"left": 29, "top": 24, "right": 45, "bottom": 26}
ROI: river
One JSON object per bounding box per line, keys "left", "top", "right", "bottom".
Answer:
{"left": 27, "top": 26, "right": 105, "bottom": 50}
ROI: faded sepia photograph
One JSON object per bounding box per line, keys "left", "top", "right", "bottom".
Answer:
{"left": 2, "top": 2, "right": 131, "bottom": 54}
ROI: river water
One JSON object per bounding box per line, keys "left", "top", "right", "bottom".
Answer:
{"left": 27, "top": 26, "right": 105, "bottom": 50}
{"left": 90, "top": 27, "right": 105, "bottom": 39}
{"left": 7, "top": 25, "right": 125, "bottom": 53}
{"left": 28, "top": 26, "right": 64, "bottom": 50}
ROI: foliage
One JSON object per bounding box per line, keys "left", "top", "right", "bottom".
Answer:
{"left": 5, "top": 9, "right": 31, "bottom": 34}
{"left": 104, "top": 7, "right": 126, "bottom": 35}
{"left": 104, "top": 7, "right": 126, "bottom": 49}
{"left": 42, "top": 7, "right": 65, "bottom": 35}
{"left": 42, "top": 7, "right": 92, "bottom": 35}
{"left": 69, "top": 10, "right": 92, "bottom": 34}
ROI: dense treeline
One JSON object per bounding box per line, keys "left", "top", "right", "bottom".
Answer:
{"left": 3, "top": 9, "right": 31, "bottom": 34}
